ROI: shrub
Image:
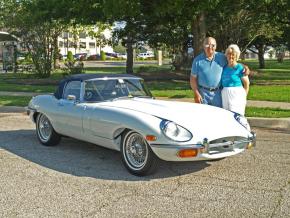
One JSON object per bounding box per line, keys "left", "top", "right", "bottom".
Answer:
{"left": 87, "top": 55, "right": 96, "bottom": 61}
{"left": 25, "top": 53, "right": 33, "bottom": 63}
{"left": 67, "top": 51, "right": 74, "bottom": 62}
{"left": 79, "top": 56, "right": 86, "bottom": 61}
{"left": 64, "top": 52, "right": 84, "bottom": 74}
{"left": 64, "top": 61, "right": 84, "bottom": 74}
{"left": 100, "top": 51, "right": 106, "bottom": 61}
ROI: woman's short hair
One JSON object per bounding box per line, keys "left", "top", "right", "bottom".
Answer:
{"left": 225, "top": 44, "right": 241, "bottom": 60}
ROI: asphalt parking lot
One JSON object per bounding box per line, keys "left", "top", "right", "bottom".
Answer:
{"left": 0, "top": 112, "right": 289, "bottom": 217}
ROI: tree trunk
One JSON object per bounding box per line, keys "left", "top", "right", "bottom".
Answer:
{"left": 126, "top": 40, "right": 134, "bottom": 74}
{"left": 53, "top": 35, "right": 59, "bottom": 69}
{"left": 192, "top": 12, "right": 206, "bottom": 57}
{"left": 256, "top": 44, "right": 265, "bottom": 69}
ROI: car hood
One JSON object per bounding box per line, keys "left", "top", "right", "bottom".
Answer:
{"left": 99, "top": 98, "right": 250, "bottom": 141}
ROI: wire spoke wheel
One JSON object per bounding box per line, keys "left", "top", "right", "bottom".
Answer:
{"left": 36, "top": 113, "right": 61, "bottom": 146}
{"left": 125, "top": 132, "right": 148, "bottom": 169}
{"left": 121, "top": 130, "right": 158, "bottom": 176}
{"left": 37, "top": 114, "right": 52, "bottom": 142}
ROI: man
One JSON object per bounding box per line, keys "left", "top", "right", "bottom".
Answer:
{"left": 190, "top": 37, "right": 249, "bottom": 107}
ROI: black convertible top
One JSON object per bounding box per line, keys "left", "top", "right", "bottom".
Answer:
{"left": 54, "top": 73, "right": 142, "bottom": 99}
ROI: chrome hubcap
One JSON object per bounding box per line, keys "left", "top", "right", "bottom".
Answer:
{"left": 38, "top": 115, "right": 52, "bottom": 141}
{"left": 125, "top": 133, "right": 148, "bottom": 169}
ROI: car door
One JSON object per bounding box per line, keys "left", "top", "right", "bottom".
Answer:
{"left": 82, "top": 79, "right": 115, "bottom": 138}
{"left": 81, "top": 79, "right": 122, "bottom": 149}
{"left": 55, "top": 80, "right": 85, "bottom": 138}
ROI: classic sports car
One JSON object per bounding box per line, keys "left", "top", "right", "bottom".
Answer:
{"left": 27, "top": 74, "right": 256, "bottom": 176}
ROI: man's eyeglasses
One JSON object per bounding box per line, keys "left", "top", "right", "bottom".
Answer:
{"left": 204, "top": 44, "right": 216, "bottom": 48}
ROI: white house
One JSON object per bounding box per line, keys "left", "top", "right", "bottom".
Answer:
{"left": 244, "top": 46, "right": 276, "bottom": 59}
{"left": 58, "top": 28, "right": 113, "bottom": 57}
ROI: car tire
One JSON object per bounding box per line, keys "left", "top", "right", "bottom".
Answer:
{"left": 121, "top": 130, "right": 158, "bottom": 176}
{"left": 36, "top": 113, "right": 61, "bottom": 146}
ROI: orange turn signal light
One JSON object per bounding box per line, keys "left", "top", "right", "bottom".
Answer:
{"left": 246, "top": 142, "right": 253, "bottom": 149}
{"left": 178, "top": 149, "right": 198, "bottom": 158}
{"left": 146, "top": 135, "right": 157, "bottom": 141}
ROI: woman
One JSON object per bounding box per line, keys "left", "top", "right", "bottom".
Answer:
{"left": 221, "top": 44, "right": 250, "bottom": 115}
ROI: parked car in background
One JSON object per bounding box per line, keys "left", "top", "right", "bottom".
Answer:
{"left": 137, "top": 51, "right": 155, "bottom": 59}
{"left": 27, "top": 74, "right": 256, "bottom": 176}
{"left": 105, "top": 52, "right": 118, "bottom": 59}
{"left": 60, "top": 54, "right": 67, "bottom": 60}
{"left": 74, "top": 53, "right": 87, "bottom": 60}
{"left": 116, "top": 53, "right": 127, "bottom": 59}
{"left": 87, "top": 54, "right": 101, "bottom": 61}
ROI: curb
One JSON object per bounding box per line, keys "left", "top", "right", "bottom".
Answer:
{"left": 248, "top": 117, "right": 290, "bottom": 130}
{"left": 0, "top": 106, "right": 26, "bottom": 113}
{"left": 1, "top": 106, "right": 289, "bottom": 130}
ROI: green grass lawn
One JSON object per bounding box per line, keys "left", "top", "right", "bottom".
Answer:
{"left": 0, "top": 82, "right": 56, "bottom": 93}
{"left": 84, "top": 65, "right": 171, "bottom": 74}
{"left": 0, "top": 96, "right": 32, "bottom": 107}
{"left": 149, "top": 81, "right": 290, "bottom": 103}
{"left": 242, "top": 59, "right": 290, "bottom": 70}
{"left": 246, "top": 107, "right": 290, "bottom": 118}
{"left": 248, "top": 85, "right": 290, "bottom": 102}
{"left": 242, "top": 59, "right": 290, "bottom": 83}
{"left": 84, "top": 66, "right": 127, "bottom": 74}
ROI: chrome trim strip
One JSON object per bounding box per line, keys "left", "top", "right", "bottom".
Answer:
{"left": 151, "top": 133, "right": 256, "bottom": 152}
{"left": 209, "top": 139, "right": 251, "bottom": 148}
{"left": 150, "top": 144, "right": 203, "bottom": 149}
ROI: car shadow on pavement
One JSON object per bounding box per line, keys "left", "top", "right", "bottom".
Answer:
{"left": 0, "top": 129, "right": 211, "bottom": 181}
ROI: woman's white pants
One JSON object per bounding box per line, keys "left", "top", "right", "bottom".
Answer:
{"left": 221, "top": 87, "right": 247, "bottom": 115}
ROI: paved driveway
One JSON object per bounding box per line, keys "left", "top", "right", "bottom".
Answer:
{"left": 0, "top": 113, "right": 289, "bottom": 217}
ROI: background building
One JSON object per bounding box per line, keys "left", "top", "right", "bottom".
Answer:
{"left": 58, "top": 28, "right": 113, "bottom": 57}
{"left": 0, "top": 31, "right": 18, "bottom": 72}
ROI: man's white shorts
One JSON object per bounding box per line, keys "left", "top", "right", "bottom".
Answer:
{"left": 221, "top": 87, "right": 247, "bottom": 115}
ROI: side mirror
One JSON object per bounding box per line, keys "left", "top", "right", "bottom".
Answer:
{"left": 67, "top": 95, "right": 76, "bottom": 101}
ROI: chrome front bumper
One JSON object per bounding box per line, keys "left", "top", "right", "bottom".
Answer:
{"left": 150, "top": 132, "right": 256, "bottom": 161}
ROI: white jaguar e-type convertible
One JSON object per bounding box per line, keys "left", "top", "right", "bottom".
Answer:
{"left": 27, "top": 74, "right": 256, "bottom": 176}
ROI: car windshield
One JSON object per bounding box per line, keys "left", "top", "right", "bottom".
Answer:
{"left": 84, "top": 78, "right": 152, "bottom": 102}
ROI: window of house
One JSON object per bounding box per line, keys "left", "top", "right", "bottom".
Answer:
{"left": 59, "top": 41, "right": 64, "bottom": 48}
{"left": 68, "top": 41, "right": 76, "bottom": 48}
{"left": 62, "top": 32, "right": 69, "bottom": 38}
{"left": 89, "top": 42, "right": 95, "bottom": 48}
{"left": 79, "top": 32, "right": 86, "bottom": 38}
{"left": 79, "top": 42, "right": 86, "bottom": 49}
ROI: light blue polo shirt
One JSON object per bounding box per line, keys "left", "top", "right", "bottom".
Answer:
{"left": 222, "top": 63, "right": 244, "bottom": 87}
{"left": 191, "top": 52, "right": 227, "bottom": 88}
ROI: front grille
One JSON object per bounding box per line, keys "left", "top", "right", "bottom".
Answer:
{"left": 208, "top": 136, "right": 248, "bottom": 154}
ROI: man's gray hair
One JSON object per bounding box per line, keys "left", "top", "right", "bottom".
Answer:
{"left": 225, "top": 44, "right": 241, "bottom": 60}
{"left": 203, "top": 37, "right": 216, "bottom": 46}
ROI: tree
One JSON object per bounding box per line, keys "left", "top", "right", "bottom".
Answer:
{"left": 87, "top": 23, "right": 111, "bottom": 55}
{"left": 102, "top": 0, "right": 144, "bottom": 74}
{"left": 0, "top": 0, "right": 68, "bottom": 77}
{"left": 206, "top": 0, "right": 286, "bottom": 68}
{"left": 113, "top": 43, "right": 126, "bottom": 54}
{"left": 245, "top": 0, "right": 285, "bottom": 68}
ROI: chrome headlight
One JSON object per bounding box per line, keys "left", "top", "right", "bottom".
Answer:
{"left": 160, "top": 120, "right": 192, "bottom": 142}
{"left": 234, "top": 114, "right": 251, "bottom": 131}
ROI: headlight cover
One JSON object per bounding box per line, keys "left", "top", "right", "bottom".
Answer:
{"left": 234, "top": 113, "right": 251, "bottom": 131}
{"left": 160, "top": 120, "right": 192, "bottom": 142}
